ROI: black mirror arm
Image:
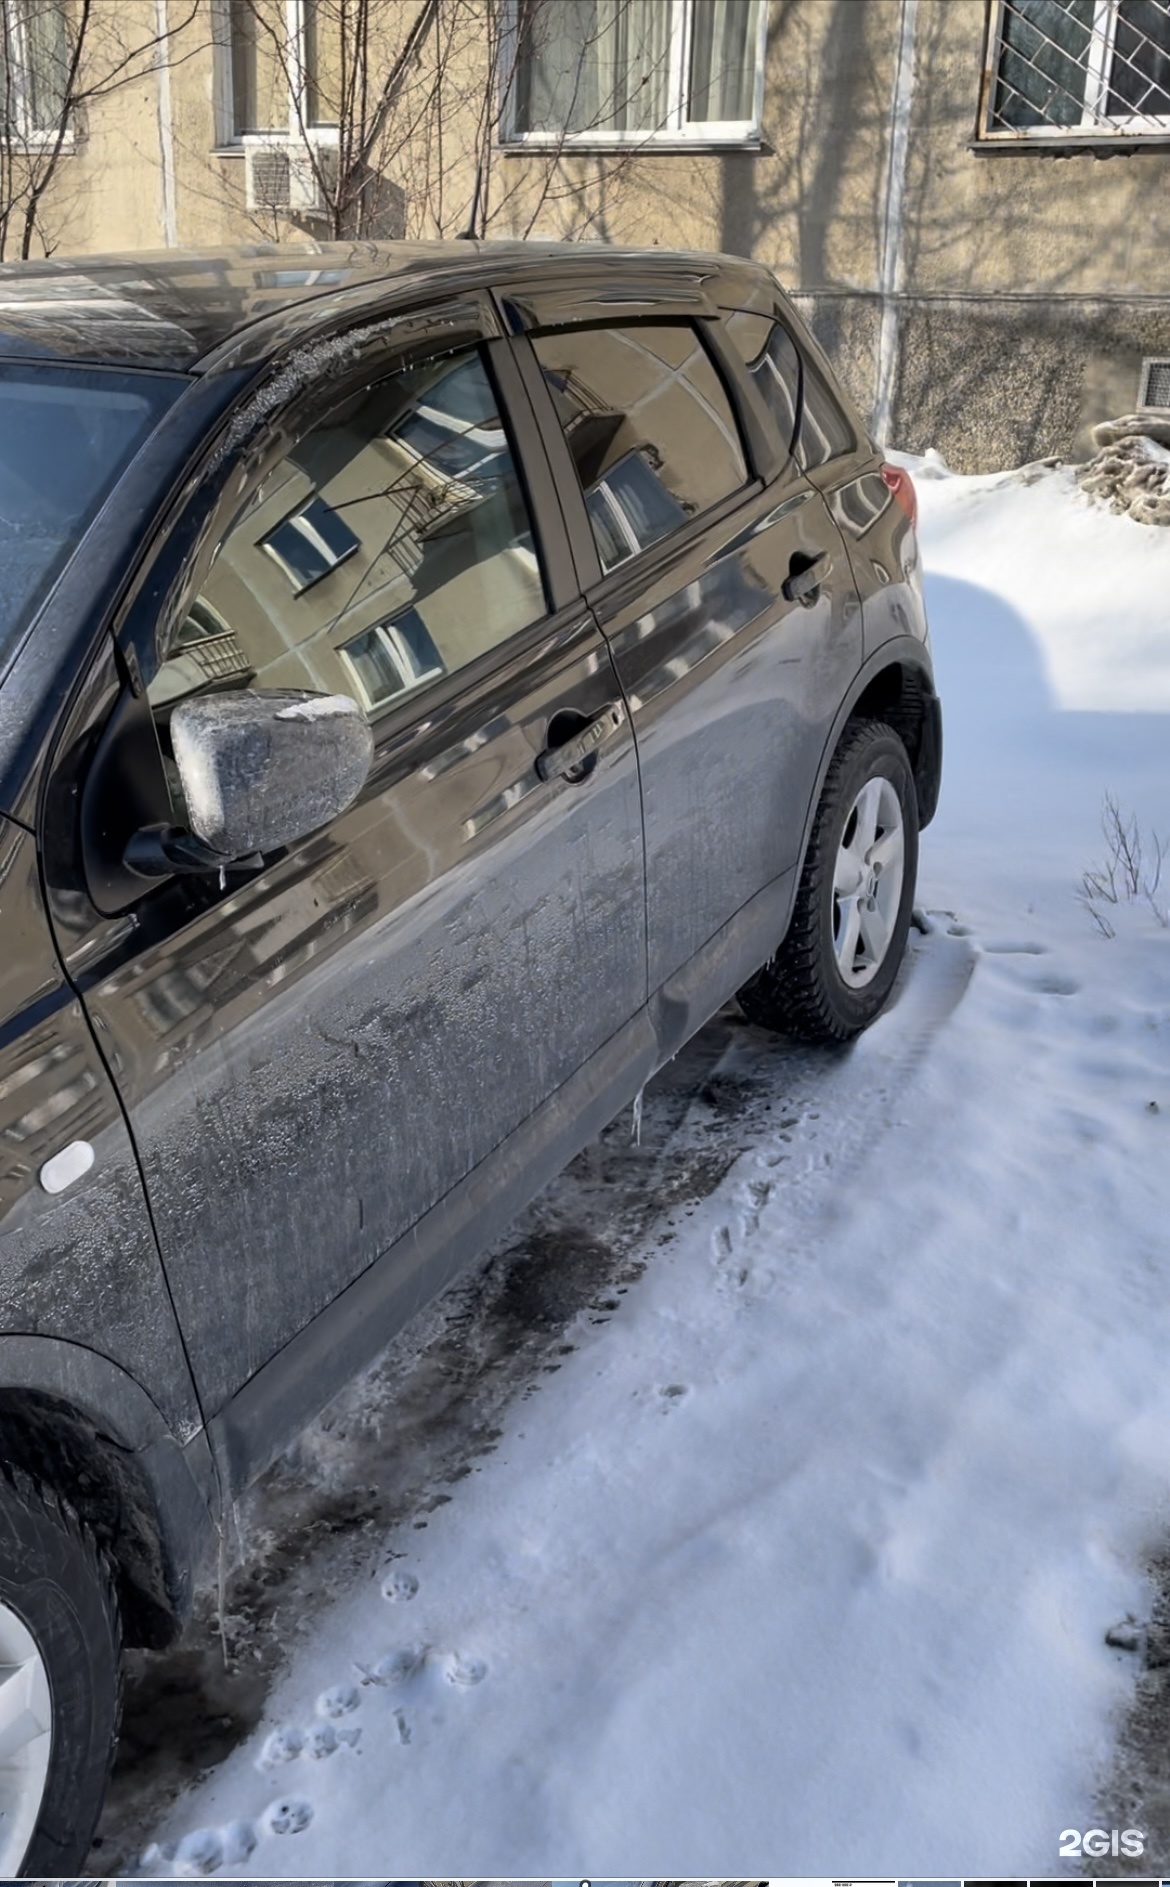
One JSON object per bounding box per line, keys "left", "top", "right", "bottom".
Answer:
{"left": 123, "top": 823, "right": 262, "bottom": 879}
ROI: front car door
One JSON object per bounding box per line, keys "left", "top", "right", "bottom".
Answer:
{"left": 42, "top": 294, "right": 647, "bottom": 1486}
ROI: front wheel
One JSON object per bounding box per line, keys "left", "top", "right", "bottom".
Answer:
{"left": 738, "top": 718, "right": 919, "bottom": 1043}
{"left": 0, "top": 1468, "right": 122, "bottom": 1874}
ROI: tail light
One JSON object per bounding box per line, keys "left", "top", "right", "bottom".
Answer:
{"left": 880, "top": 461, "right": 918, "bottom": 529}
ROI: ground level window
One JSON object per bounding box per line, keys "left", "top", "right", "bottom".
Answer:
{"left": 985, "top": 0, "right": 1170, "bottom": 138}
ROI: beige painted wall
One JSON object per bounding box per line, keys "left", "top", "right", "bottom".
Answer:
{"left": 900, "top": 0, "right": 1170, "bottom": 299}
{"left": 11, "top": 0, "right": 1170, "bottom": 470}
{"left": 23, "top": 0, "right": 1170, "bottom": 300}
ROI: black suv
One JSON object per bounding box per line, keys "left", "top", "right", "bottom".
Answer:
{"left": 0, "top": 241, "right": 940, "bottom": 1871}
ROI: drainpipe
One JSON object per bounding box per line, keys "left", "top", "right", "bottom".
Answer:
{"left": 155, "top": 0, "right": 178, "bottom": 246}
{"left": 873, "top": 0, "right": 919, "bottom": 447}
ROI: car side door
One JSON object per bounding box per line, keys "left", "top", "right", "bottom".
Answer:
{"left": 42, "top": 296, "right": 647, "bottom": 1487}
{"left": 503, "top": 281, "right": 863, "bottom": 1049}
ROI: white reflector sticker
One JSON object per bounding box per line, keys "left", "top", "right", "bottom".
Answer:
{"left": 39, "top": 1140, "right": 95, "bottom": 1195}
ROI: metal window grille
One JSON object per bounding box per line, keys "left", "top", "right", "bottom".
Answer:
{"left": 983, "top": 0, "right": 1170, "bottom": 138}
{"left": 1140, "top": 357, "right": 1170, "bottom": 406}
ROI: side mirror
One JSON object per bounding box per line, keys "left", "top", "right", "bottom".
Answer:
{"left": 125, "top": 689, "right": 374, "bottom": 878}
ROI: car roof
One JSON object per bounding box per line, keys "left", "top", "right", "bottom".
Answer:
{"left": 0, "top": 240, "right": 772, "bottom": 375}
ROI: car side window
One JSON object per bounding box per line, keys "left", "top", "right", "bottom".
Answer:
{"left": 148, "top": 345, "right": 547, "bottom": 722}
{"left": 722, "top": 310, "right": 801, "bottom": 461}
{"left": 723, "top": 309, "right": 856, "bottom": 473}
{"left": 529, "top": 322, "right": 749, "bottom": 575}
{"left": 799, "top": 351, "right": 857, "bottom": 469}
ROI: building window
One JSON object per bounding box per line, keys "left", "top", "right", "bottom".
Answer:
{"left": 224, "top": 0, "right": 340, "bottom": 140}
{"left": 505, "top": 0, "right": 765, "bottom": 146}
{"left": 0, "top": 0, "right": 70, "bottom": 139}
{"left": 982, "top": 0, "right": 1170, "bottom": 140}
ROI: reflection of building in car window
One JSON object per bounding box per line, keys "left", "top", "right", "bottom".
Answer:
{"left": 585, "top": 449, "right": 689, "bottom": 570}
{"left": 148, "top": 347, "right": 546, "bottom": 722}
{"left": 150, "top": 597, "right": 254, "bottom": 706}
{"left": 261, "top": 494, "right": 360, "bottom": 592}
{"left": 531, "top": 323, "right": 748, "bottom": 575}
{"left": 745, "top": 324, "right": 800, "bottom": 453}
{"left": 340, "top": 606, "right": 445, "bottom": 709}
{"left": 390, "top": 357, "right": 510, "bottom": 484}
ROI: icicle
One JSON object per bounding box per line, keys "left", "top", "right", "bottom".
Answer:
{"left": 631, "top": 1085, "right": 644, "bottom": 1147}
{"left": 219, "top": 865, "right": 227, "bottom": 892}
{"left": 216, "top": 1518, "right": 231, "bottom": 1666}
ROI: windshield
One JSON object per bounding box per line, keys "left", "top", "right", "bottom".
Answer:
{"left": 0, "top": 362, "right": 186, "bottom": 667}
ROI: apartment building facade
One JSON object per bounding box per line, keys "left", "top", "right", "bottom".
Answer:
{"left": 2, "top": 0, "right": 1170, "bottom": 469}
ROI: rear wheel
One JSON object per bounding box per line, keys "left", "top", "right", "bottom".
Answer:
{"left": 0, "top": 1468, "right": 121, "bottom": 1874}
{"left": 738, "top": 718, "right": 919, "bottom": 1043}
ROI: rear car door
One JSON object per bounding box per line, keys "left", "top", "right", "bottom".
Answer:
{"left": 505, "top": 281, "right": 863, "bottom": 1023}
{"left": 43, "top": 297, "right": 646, "bottom": 1484}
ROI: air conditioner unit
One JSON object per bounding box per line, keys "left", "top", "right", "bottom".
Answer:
{"left": 243, "top": 135, "right": 338, "bottom": 219}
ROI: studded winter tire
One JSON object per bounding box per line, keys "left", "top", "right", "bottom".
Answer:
{"left": 738, "top": 718, "right": 919, "bottom": 1044}
{"left": 0, "top": 1468, "right": 122, "bottom": 1874}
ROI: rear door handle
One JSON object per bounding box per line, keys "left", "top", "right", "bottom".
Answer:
{"left": 783, "top": 550, "right": 833, "bottom": 605}
{"left": 536, "top": 700, "right": 626, "bottom": 783}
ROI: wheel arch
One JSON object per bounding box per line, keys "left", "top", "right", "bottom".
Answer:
{"left": 808, "top": 643, "right": 941, "bottom": 866}
{"left": 0, "top": 1337, "right": 217, "bottom": 1649}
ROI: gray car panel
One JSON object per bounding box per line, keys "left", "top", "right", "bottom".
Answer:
{"left": 0, "top": 816, "right": 204, "bottom": 1449}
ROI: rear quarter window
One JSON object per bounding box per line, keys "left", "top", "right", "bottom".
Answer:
{"left": 723, "top": 309, "right": 858, "bottom": 474}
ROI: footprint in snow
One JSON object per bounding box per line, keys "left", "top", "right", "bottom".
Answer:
{"left": 712, "top": 1218, "right": 774, "bottom": 1300}
{"left": 317, "top": 1680, "right": 360, "bottom": 1717}
{"left": 959, "top": 930, "right": 1078, "bottom": 996}
{"left": 382, "top": 1566, "right": 420, "bottom": 1602}
{"left": 263, "top": 1795, "right": 314, "bottom": 1836}
{"left": 159, "top": 1817, "right": 258, "bottom": 1877}
{"left": 259, "top": 1725, "right": 303, "bottom": 1766}
{"left": 356, "top": 1643, "right": 429, "bottom": 1687}
{"left": 258, "top": 1718, "right": 360, "bottom": 1770}
{"left": 171, "top": 1829, "right": 226, "bottom": 1877}
{"left": 446, "top": 1652, "right": 488, "bottom": 1686}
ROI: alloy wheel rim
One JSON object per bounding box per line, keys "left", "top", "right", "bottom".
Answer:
{"left": 831, "top": 774, "right": 905, "bottom": 990}
{"left": 0, "top": 1599, "right": 53, "bottom": 1874}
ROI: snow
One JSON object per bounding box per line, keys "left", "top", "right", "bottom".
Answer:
{"left": 273, "top": 695, "right": 357, "bottom": 721}
{"left": 131, "top": 463, "right": 1170, "bottom": 1878}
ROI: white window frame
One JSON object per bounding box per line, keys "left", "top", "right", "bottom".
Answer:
{"left": 214, "top": 0, "right": 338, "bottom": 149}
{"left": 0, "top": 0, "right": 72, "bottom": 146}
{"left": 500, "top": 0, "right": 768, "bottom": 150}
{"left": 980, "top": 0, "right": 1170, "bottom": 142}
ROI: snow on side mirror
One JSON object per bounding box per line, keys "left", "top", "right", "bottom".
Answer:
{"left": 125, "top": 689, "right": 373, "bottom": 877}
